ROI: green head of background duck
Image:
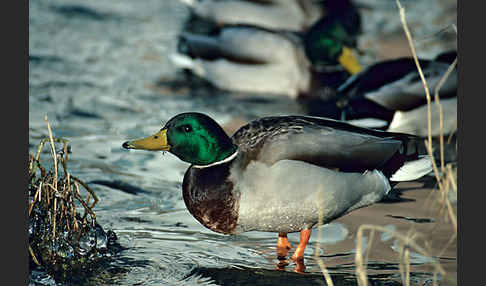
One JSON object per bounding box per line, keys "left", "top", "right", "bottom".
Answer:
{"left": 303, "top": 0, "right": 362, "bottom": 74}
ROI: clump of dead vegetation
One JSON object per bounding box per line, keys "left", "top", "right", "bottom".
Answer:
{"left": 29, "top": 116, "right": 120, "bottom": 283}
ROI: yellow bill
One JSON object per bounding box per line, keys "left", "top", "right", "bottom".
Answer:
{"left": 122, "top": 129, "right": 170, "bottom": 151}
{"left": 338, "top": 46, "right": 363, "bottom": 75}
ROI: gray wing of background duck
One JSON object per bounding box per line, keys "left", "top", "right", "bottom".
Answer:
{"left": 180, "top": 26, "right": 304, "bottom": 64}
{"left": 364, "top": 61, "right": 457, "bottom": 111}
{"left": 231, "top": 116, "right": 417, "bottom": 173}
{"left": 338, "top": 58, "right": 456, "bottom": 111}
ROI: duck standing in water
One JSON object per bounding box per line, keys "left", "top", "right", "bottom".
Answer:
{"left": 123, "top": 112, "right": 432, "bottom": 272}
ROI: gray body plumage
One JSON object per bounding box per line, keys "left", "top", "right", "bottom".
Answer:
{"left": 223, "top": 115, "right": 424, "bottom": 233}
{"left": 230, "top": 116, "right": 414, "bottom": 171}
{"left": 172, "top": 26, "right": 311, "bottom": 98}
{"left": 231, "top": 159, "right": 390, "bottom": 233}
{"left": 364, "top": 61, "right": 457, "bottom": 111}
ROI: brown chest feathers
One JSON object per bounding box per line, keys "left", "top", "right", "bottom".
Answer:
{"left": 182, "top": 163, "right": 239, "bottom": 234}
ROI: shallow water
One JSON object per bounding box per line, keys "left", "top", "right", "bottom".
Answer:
{"left": 29, "top": 0, "right": 457, "bottom": 285}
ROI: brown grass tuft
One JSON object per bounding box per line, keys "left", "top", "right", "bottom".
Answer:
{"left": 29, "top": 116, "right": 99, "bottom": 268}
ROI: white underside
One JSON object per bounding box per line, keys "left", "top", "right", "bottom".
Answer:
{"left": 231, "top": 160, "right": 391, "bottom": 233}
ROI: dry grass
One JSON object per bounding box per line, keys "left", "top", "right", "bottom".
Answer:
{"left": 314, "top": 1, "right": 457, "bottom": 285}
{"left": 354, "top": 225, "right": 446, "bottom": 286}
{"left": 395, "top": 0, "right": 457, "bottom": 232}
{"left": 314, "top": 188, "right": 334, "bottom": 286}
{"left": 28, "top": 116, "right": 99, "bottom": 267}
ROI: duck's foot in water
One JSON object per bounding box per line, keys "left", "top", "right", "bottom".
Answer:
{"left": 276, "top": 232, "right": 292, "bottom": 271}
{"left": 291, "top": 256, "right": 306, "bottom": 273}
{"left": 276, "top": 257, "right": 290, "bottom": 270}
{"left": 290, "top": 229, "right": 312, "bottom": 273}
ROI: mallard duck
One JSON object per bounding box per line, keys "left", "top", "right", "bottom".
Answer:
{"left": 171, "top": 24, "right": 360, "bottom": 98}
{"left": 178, "top": 0, "right": 361, "bottom": 72}
{"left": 170, "top": 0, "right": 362, "bottom": 97}
{"left": 123, "top": 112, "right": 433, "bottom": 272}
{"left": 178, "top": 0, "right": 325, "bottom": 32}
{"left": 308, "top": 51, "right": 457, "bottom": 134}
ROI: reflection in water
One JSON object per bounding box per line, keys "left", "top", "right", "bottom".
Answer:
{"left": 275, "top": 257, "right": 306, "bottom": 275}
{"left": 185, "top": 266, "right": 407, "bottom": 286}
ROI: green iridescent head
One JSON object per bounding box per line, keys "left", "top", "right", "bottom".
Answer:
{"left": 123, "top": 112, "right": 237, "bottom": 166}
{"left": 304, "top": 17, "right": 362, "bottom": 74}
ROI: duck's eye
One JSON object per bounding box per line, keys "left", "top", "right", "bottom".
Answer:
{"left": 183, "top": 125, "right": 192, "bottom": 132}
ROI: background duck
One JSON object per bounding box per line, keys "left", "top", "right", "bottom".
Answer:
{"left": 123, "top": 112, "right": 433, "bottom": 273}
{"left": 170, "top": 0, "right": 362, "bottom": 98}
{"left": 179, "top": 0, "right": 362, "bottom": 72}
{"left": 303, "top": 51, "right": 457, "bottom": 134}
{"left": 170, "top": 24, "right": 360, "bottom": 98}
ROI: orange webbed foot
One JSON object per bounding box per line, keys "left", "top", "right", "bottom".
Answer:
{"left": 291, "top": 256, "right": 306, "bottom": 273}
{"left": 290, "top": 229, "right": 312, "bottom": 273}
{"left": 276, "top": 232, "right": 292, "bottom": 271}
{"left": 277, "top": 232, "right": 292, "bottom": 257}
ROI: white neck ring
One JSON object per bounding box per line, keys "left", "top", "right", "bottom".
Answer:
{"left": 192, "top": 150, "right": 238, "bottom": 169}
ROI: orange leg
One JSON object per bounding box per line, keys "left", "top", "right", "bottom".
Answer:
{"left": 276, "top": 232, "right": 292, "bottom": 270}
{"left": 291, "top": 229, "right": 312, "bottom": 273}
